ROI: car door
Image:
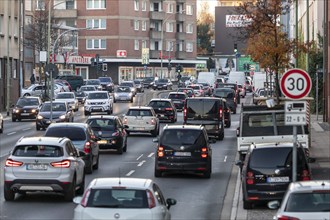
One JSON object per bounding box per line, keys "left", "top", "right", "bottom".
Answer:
{"left": 33, "top": 85, "right": 44, "bottom": 96}
{"left": 116, "top": 118, "right": 126, "bottom": 147}
{"left": 87, "top": 126, "right": 99, "bottom": 160}
{"left": 152, "top": 184, "right": 171, "bottom": 220}
{"left": 66, "top": 142, "right": 85, "bottom": 183}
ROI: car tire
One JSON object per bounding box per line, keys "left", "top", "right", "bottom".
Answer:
{"left": 233, "top": 109, "right": 236, "bottom": 114}
{"left": 107, "top": 110, "right": 111, "bottom": 115}
{"left": 12, "top": 117, "right": 16, "bottom": 122}
{"left": 218, "top": 130, "right": 224, "bottom": 141}
{"left": 85, "top": 159, "right": 93, "bottom": 174}
{"left": 76, "top": 173, "right": 85, "bottom": 195}
{"left": 118, "top": 146, "right": 123, "bottom": 154}
{"left": 4, "top": 186, "right": 15, "bottom": 201}
{"left": 154, "top": 168, "right": 162, "bottom": 178}
{"left": 93, "top": 155, "right": 99, "bottom": 170}
{"left": 126, "top": 131, "right": 130, "bottom": 136}
{"left": 36, "top": 124, "right": 40, "bottom": 131}
{"left": 243, "top": 199, "right": 253, "bottom": 210}
{"left": 64, "top": 178, "right": 76, "bottom": 202}
{"left": 226, "top": 121, "right": 231, "bottom": 128}
{"left": 130, "top": 98, "right": 133, "bottom": 103}
{"left": 114, "top": 99, "right": 116, "bottom": 103}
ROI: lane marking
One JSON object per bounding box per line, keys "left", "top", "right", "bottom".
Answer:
{"left": 7, "top": 132, "right": 16, "bottom": 136}
{"left": 22, "top": 128, "right": 31, "bottom": 131}
{"left": 224, "top": 155, "right": 227, "bottom": 162}
{"left": 148, "top": 153, "right": 154, "bottom": 157}
{"left": 126, "top": 170, "right": 135, "bottom": 176}
{"left": 136, "top": 154, "right": 143, "bottom": 160}
{"left": 137, "top": 160, "right": 146, "bottom": 167}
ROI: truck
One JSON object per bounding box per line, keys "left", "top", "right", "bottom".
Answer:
{"left": 237, "top": 104, "right": 309, "bottom": 160}
{"left": 197, "top": 72, "right": 216, "bottom": 88}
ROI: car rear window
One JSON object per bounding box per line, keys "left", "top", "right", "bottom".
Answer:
{"left": 148, "top": 101, "right": 171, "bottom": 108}
{"left": 168, "top": 94, "right": 186, "bottom": 99}
{"left": 127, "top": 109, "right": 152, "bottom": 116}
{"left": 45, "top": 127, "right": 87, "bottom": 141}
{"left": 213, "top": 90, "right": 233, "bottom": 98}
{"left": 285, "top": 192, "right": 330, "bottom": 212}
{"left": 13, "top": 145, "right": 63, "bottom": 157}
{"left": 249, "top": 148, "right": 292, "bottom": 168}
{"left": 161, "top": 129, "right": 206, "bottom": 149}
{"left": 186, "top": 99, "right": 219, "bottom": 120}
{"left": 87, "top": 189, "right": 148, "bottom": 208}
{"left": 86, "top": 119, "right": 115, "bottom": 131}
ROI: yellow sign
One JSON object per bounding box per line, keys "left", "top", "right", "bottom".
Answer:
{"left": 142, "top": 48, "right": 149, "bottom": 64}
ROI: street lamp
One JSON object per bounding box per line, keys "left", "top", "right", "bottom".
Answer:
{"left": 160, "top": 9, "right": 185, "bottom": 79}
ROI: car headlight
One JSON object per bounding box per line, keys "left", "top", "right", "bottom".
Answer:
{"left": 59, "top": 115, "right": 66, "bottom": 120}
{"left": 13, "top": 109, "right": 20, "bottom": 113}
{"left": 31, "top": 109, "right": 36, "bottom": 113}
{"left": 37, "top": 115, "right": 43, "bottom": 120}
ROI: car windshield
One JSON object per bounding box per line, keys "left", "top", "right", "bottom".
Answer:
{"left": 120, "top": 82, "right": 133, "bottom": 87}
{"left": 168, "top": 94, "right": 186, "bottom": 100}
{"left": 186, "top": 99, "right": 219, "bottom": 120}
{"left": 181, "top": 76, "right": 190, "bottom": 81}
{"left": 285, "top": 192, "right": 330, "bottom": 212}
{"left": 99, "top": 77, "right": 112, "bottom": 83}
{"left": 188, "top": 85, "right": 201, "bottom": 90}
{"left": 249, "top": 148, "right": 292, "bottom": 168}
{"left": 45, "top": 127, "right": 87, "bottom": 141}
{"left": 127, "top": 109, "right": 152, "bottom": 116}
{"left": 88, "top": 93, "right": 108, "bottom": 99}
{"left": 214, "top": 90, "right": 232, "bottom": 98}
{"left": 143, "top": 77, "right": 154, "bottom": 82}
{"left": 116, "top": 87, "right": 131, "bottom": 93}
{"left": 86, "top": 189, "right": 148, "bottom": 208}
{"left": 133, "top": 80, "right": 141, "bottom": 84}
{"left": 16, "top": 98, "right": 39, "bottom": 106}
{"left": 12, "top": 145, "right": 63, "bottom": 157}
{"left": 81, "top": 86, "right": 96, "bottom": 91}
{"left": 56, "top": 93, "right": 74, "bottom": 99}
{"left": 40, "top": 103, "right": 66, "bottom": 112}
{"left": 157, "top": 79, "right": 168, "bottom": 83}
{"left": 87, "top": 80, "right": 101, "bottom": 85}
{"left": 161, "top": 129, "right": 206, "bottom": 148}
{"left": 87, "top": 119, "right": 115, "bottom": 131}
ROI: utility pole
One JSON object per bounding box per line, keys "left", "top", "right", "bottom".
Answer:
{"left": 6, "top": 0, "right": 11, "bottom": 116}
{"left": 295, "top": 0, "right": 299, "bottom": 68}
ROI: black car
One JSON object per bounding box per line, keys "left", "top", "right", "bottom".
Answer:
{"left": 44, "top": 123, "right": 100, "bottom": 174}
{"left": 75, "top": 91, "right": 87, "bottom": 104}
{"left": 98, "top": 77, "right": 114, "bottom": 92}
{"left": 12, "top": 96, "right": 42, "bottom": 122}
{"left": 167, "top": 92, "right": 187, "bottom": 111}
{"left": 223, "top": 99, "right": 231, "bottom": 128}
{"left": 153, "top": 125, "right": 214, "bottom": 178}
{"left": 36, "top": 101, "right": 74, "bottom": 130}
{"left": 86, "top": 115, "right": 128, "bottom": 154}
{"left": 213, "top": 88, "right": 237, "bottom": 114}
{"left": 217, "top": 83, "right": 240, "bottom": 104}
{"left": 236, "top": 143, "right": 313, "bottom": 209}
{"left": 148, "top": 98, "right": 177, "bottom": 123}
{"left": 152, "top": 78, "right": 172, "bottom": 90}
{"left": 142, "top": 77, "right": 155, "bottom": 89}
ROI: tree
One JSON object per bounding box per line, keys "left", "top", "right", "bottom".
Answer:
{"left": 197, "top": 2, "right": 214, "bottom": 55}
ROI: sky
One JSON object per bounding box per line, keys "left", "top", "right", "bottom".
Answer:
{"left": 197, "top": 0, "right": 217, "bottom": 14}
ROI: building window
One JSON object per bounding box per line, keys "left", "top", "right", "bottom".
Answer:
{"left": 86, "top": 19, "right": 106, "bottom": 29}
{"left": 134, "top": 20, "right": 139, "bottom": 31}
{"left": 142, "top": 0, "right": 146, "bottom": 11}
{"left": 142, "top": 40, "right": 147, "bottom": 49}
{"left": 0, "top": 15, "right": 3, "bottom": 33}
{"left": 186, "top": 23, "right": 193, "bottom": 34}
{"left": 66, "top": 19, "right": 76, "bottom": 27}
{"left": 166, "top": 41, "right": 174, "bottom": 51}
{"left": 87, "top": 39, "right": 106, "bottom": 49}
{"left": 66, "top": 0, "right": 75, "bottom": 9}
{"left": 167, "top": 3, "right": 174, "bottom": 13}
{"left": 36, "top": 0, "right": 45, "bottom": 10}
{"left": 186, "top": 5, "right": 193, "bottom": 15}
{"left": 134, "top": 40, "right": 139, "bottom": 50}
{"left": 87, "top": 0, "right": 106, "bottom": 9}
{"left": 186, "top": 42, "right": 193, "bottom": 52}
{"left": 166, "top": 22, "right": 174, "bottom": 32}
{"left": 134, "top": 0, "right": 139, "bottom": 11}
{"left": 142, "top": 20, "right": 147, "bottom": 31}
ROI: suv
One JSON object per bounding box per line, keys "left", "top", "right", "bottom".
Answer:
{"left": 153, "top": 125, "right": 214, "bottom": 178}
{"left": 44, "top": 123, "right": 100, "bottom": 174}
{"left": 213, "top": 88, "right": 237, "bottom": 114}
{"left": 236, "top": 143, "right": 312, "bottom": 209}
{"left": 4, "top": 136, "right": 85, "bottom": 201}
{"left": 217, "top": 83, "right": 240, "bottom": 104}
{"left": 12, "top": 96, "right": 42, "bottom": 122}
{"left": 167, "top": 92, "right": 188, "bottom": 111}
{"left": 98, "top": 76, "right": 114, "bottom": 92}
{"left": 84, "top": 91, "right": 113, "bottom": 116}
{"left": 147, "top": 98, "right": 177, "bottom": 123}
{"left": 55, "top": 75, "right": 84, "bottom": 91}
{"left": 184, "top": 97, "right": 225, "bottom": 140}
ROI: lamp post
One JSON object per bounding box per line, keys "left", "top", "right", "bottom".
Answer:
{"left": 160, "top": 10, "right": 185, "bottom": 79}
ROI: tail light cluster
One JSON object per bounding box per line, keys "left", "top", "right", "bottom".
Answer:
{"left": 201, "top": 147, "right": 208, "bottom": 158}
{"left": 84, "top": 141, "right": 91, "bottom": 153}
{"left": 123, "top": 117, "right": 128, "bottom": 125}
{"left": 219, "top": 108, "right": 223, "bottom": 120}
{"left": 246, "top": 171, "right": 255, "bottom": 185}
{"left": 80, "top": 188, "right": 91, "bottom": 207}
{"left": 5, "top": 159, "right": 23, "bottom": 167}
{"left": 183, "top": 108, "right": 187, "bottom": 121}
{"left": 157, "top": 146, "right": 164, "bottom": 158}
{"left": 301, "top": 169, "right": 311, "bottom": 181}
{"left": 165, "top": 108, "right": 173, "bottom": 111}
{"left": 51, "top": 160, "right": 71, "bottom": 168}
{"left": 147, "top": 189, "right": 156, "bottom": 209}
{"left": 277, "top": 216, "right": 300, "bottom": 220}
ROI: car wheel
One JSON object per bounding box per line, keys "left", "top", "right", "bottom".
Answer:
{"left": 154, "top": 168, "right": 162, "bottom": 178}
{"left": 36, "top": 124, "right": 40, "bottom": 131}
{"left": 226, "top": 121, "right": 231, "bottom": 128}
{"left": 243, "top": 199, "right": 253, "bottom": 210}
{"left": 218, "top": 131, "right": 224, "bottom": 141}
{"left": 4, "top": 186, "right": 15, "bottom": 201}
{"left": 107, "top": 110, "right": 111, "bottom": 115}
{"left": 18, "top": 118, "right": 22, "bottom": 122}
{"left": 64, "top": 178, "right": 76, "bottom": 202}
{"left": 76, "top": 173, "right": 85, "bottom": 195}
{"left": 126, "top": 131, "right": 130, "bottom": 136}
{"left": 233, "top": 109, "right": 237, "bottom": 114}
{"left": 130, "top": 98, "right": 133, "bottom": 103}
{"left": 93, "top": 155, "right": 99, "bottom": 170}
{"left": 85, "top": 159, "right": 93, "bottom": 174}
{"left": 113, "top": 99, "right": 116, "bottom": 103}
{"left": 12, "top": 117, "right": 16, "bottom": 122}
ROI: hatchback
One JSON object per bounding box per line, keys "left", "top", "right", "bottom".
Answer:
{"left": 177, "top": 88, "right": 195, "bottom": 98}
{"left": 147, "top": 99, "right": 177, "bottom": 123}
{"left": 73, "top": 178, "right": 176, "bottom": 220}
{"left": 44, "top": 123, "right": 100, "bottom": 174}
{"left": 154, "top": 125, "right": 214, "bottom": 178}
{"left": 4, "top": 136, "right": 85, "bottom": 201}
{"left": 54, "top": 92, "right": 79, "bottom": 112}
{"left": 12, "top": 96, "right": 42, "bottom": 121}
{"left": 113, "top": 86, "right": 134, "bottom": 103}
{"left": 167, "top": 92, "right": 187, "bottom": 111}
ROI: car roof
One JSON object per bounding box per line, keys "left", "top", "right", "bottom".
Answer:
{"left": 150, "top": 98, "right": 172, "bottom": 102}
{"left": 87, "top": 91, "right": 108, "bottom": 94}
{"left": 87, "top": 115, "right": 117, "bottom": 120}
{"left": 47, "top": 122, "right": 89, "bottom": 129}
{"left": 89, "top": 178, "right": 153, "bottom": 190}
{"left": 15, "top": 136, "right": 69, "bottom": 146}
{"left": 128, "top": 106, "right": 153, "bottom": 110}
{"left": 168, "top": 92, "right": 186, "bottom": 95}
{"left": 163, "top": 124, "right": 204, "bottom": 131}
{"left": 288, "top": 180, "right": 330, "bottom": 192}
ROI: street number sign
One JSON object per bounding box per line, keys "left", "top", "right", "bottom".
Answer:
{"left": 280, "top": 68, "right": 312, "bottom": 99}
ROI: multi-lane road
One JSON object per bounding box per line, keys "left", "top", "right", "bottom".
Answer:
{"left": 0, "top": 89, "right": 242, "bottom": 220}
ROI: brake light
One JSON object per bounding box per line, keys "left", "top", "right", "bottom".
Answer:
{"left": 301, "top": 169, "right": 311, "bottom": 181}
{"left": 234, "top": 97, "right": 236, "bottom": 103}
{"left": 112, "top": 131, "right": 120, "bottom": 137}
{"left": 5, "top": 159, "right": 23, "bottom": 167}
{"left": 157, "top": 146, "right": 164, "bottom": 157}
{"left": 51, "top": 160, "right": 71, "bottom": 168}
{"left": 147, "top": 189, "right": 156, "bottom": 208}
{"left": 123, "top": 117, "right": 128, "bottom": 125}
{"left": 84, "top": 142, "right": 91, "bottom": 153}
{"left": 81, "top": 188, "right": 91, "bottom": 207}
{"left": 151, "top": 118, "right": 156, "bottom": 125}
{"left": 201, "top": 147, "right": 208, "bottom": 158}
{"left": 183, "top": 108, "right": 187, "bottom": 121}
{"left": 165, "top": 108, "right": 172, "bottom": 111}
{"left": 246, "top": 171, "right": 254, "bottom": 185}
{"left": 219, "top": 108, "right": 223, "bottom": 119}
{"left": 277, "top": 215, "right": 300, "bottom": 220}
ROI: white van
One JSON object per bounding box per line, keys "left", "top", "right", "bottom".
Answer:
{"left": 253, "top": 72, "right": 267, "bottom": 91}
{"left": 197, "top": 72, "right": 216, "bottom": 88}
{"left": 227, "top": 71, "right": 246, "bottom": 85}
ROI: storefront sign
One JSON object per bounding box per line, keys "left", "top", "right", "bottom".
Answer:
{"left": 226, "top": 15, "right": 252, "bottom": 27}
{"left": 67, "top": 56, "right": 92, "bottom": 64}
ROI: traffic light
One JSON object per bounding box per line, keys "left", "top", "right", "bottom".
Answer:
{"left": 234, "top": 43, "right": 238, "bottom": 53}
{"left": 176, "top": 65, "right": 182, "bottom": 73}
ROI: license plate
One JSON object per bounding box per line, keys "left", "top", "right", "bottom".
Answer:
{"left": 267, "top": 177, "right": 289, "bottom": 183}
{"left": 135, "top": 127, "right": 145, "bottom": 131}
{"left": 173, "top": 101, "right": 181, "bottom": 103}
{"left": 27, "top": 164, "right": 48, "bottom": 170}
{"left": 93, "top": 108, "right": 102, "bottom": 111}
{"left": 21, "top": 113, "right": 30, "bottom": 116}
{"left": 98, "top": 140, "right": 108, "bottom": 144}
{"left": 174, "top": 152, "right": 191, "bottom": 157}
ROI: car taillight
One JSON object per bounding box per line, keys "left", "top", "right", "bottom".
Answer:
{"left": 112, "top": 131, "right": 120, "bottom": 137}
{"left": 151, "top": 118, "right": 156, "bottom": 125}
{"left": 80, "top": 188, "right": 91, "bottom": 207}
{"left": 201, "top": 147, "right": 208, "bottom": 158}
{"left": 277, "top": 215, "right": 300, "bottom": 220}
{"left": 234, "top": 97, "right": 236, "bottom": 103}
{"left": 246, "top": 171, "right": 255, "bottom": 185}
{"left": 165, "top": 108, "right": 172, "bottom": 111}
{"left": 157, "top": 146, "right": 164, "bottom": 157}
{"left": 219, "top": 108, "right": 223, "bottom": 119}
{"left": 147, "top": 189, "right": 156, "bottom": 208}
{"left": 84, "top": 142, "right": 91, "bottom": 153}
{"left": 183, "top": 108, "right": 187, "bottom": 121}
{"left": 51, "top": 160, "right": 71, "bottom": 168}
{"left": 5, "top": 159, "right": 23, "bottom": 167}
{"left": 123, "top": 117, "right": 128, "bottom": 125}
{"left": 301, "top": 169, "right": 311, "bottom": 181}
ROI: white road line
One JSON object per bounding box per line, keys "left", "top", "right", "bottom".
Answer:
{"left": 7, "top": 132, "right": 16, "bottom": 136}
{"left": 137, "top": 160, "right": 146, "bottom": 167}
{"left": 148, "top": 152, "right": 154, "bottom": 157}
{"left": 22, "top": 128, "right": 31, "bottom": 131}
{"left": 136, "top": 154, "right": 143, "bottom": 160}
{"left": 224, "top": 155, "right": 227, "bottom": 162}
{"left": 126, "top": 170, "right": 135, "bottom": 176}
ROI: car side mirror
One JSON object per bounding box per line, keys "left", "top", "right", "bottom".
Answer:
{"left": 73, "top": 196, "right": 83, "bottom": 204}
{"left": 236, "top": 127, "right": 240, "bottom": 137}
{"left": 152, "top": 138, "right": 159, "bottom": 143}
{"left": 166, "top": 198, "right": 177, "bottom": 209}
{"left": 267, "top": 200, "right": 280, "bottom": 210}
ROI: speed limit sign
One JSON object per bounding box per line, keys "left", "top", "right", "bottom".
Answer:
{"left": 280, "top": 68, "right": 312, "bottom": 99}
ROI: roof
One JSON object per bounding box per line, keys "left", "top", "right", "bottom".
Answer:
{"left": 90, "top": 178, "right": 153, "bottom": 189}
{"left": 150, "top": 98, "right": 172, "bottom": 102}
{"left": 47, "top": 122, "right": 89, "bottom": 129}
{"left": 168, "top": 92, "right": 186, "bottom": 95}
{"left": 163, "top": 124, "right": 204, "bottom": 131}
{"left": 87, "top": 115, "right": 117, "bottom": 120}
{"left": 288, "top": 180, "right": 330, "bottom": 192}
{"left": 128, "top": 106, "right": 153, "bottom": 110}
{"left": 16, "top": 136, "right": 69, "bottom": 146}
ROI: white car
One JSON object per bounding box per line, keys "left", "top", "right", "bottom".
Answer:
{"left": 84, "top": 91, "right": 113, "bottom": 116}
{"left": 187, "top": 84, "right": 204, "bottom": 97}
{"left": 79, "top": 85, "right": 97, "bottom": 96}
{"left": 54, "top": 92, "right": 79, "bottom": 112}
{"left": 0, "top": 113, "right": 3, "bottom": 133}
{"left": 122, "top": 106, "right": 159, "bottom": 136}
{"left": 73, "top": 177, "right": 176, "bottom": 220}
{"left": 113, "top": 86, "right": 134, "bottom": 103}
{"left": 269, "top": 180, "right": 330, "bottom": 220}
{"left": 21, "top": 84, "right": 45, "bottom": 97}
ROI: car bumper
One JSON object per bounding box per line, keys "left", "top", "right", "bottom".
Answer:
{"left": 126, "top": 125, "right": 156, "bottom": 132}
{"left": 97, "top": 138, "right": 122, "bottom": 149}
{"left": 4, "top": 179, "right": 73, "bottom": 193}
{"left": 36, "top": 118, "right": 67, "bottom": 128}
{"left": 84, "top": 105, "right": 111, "bottom": 112}
{"left": 12, "top": 112, "right": 38, "bottom": 119}
{"left": 245, "top": 189, "right": 287, "bottom": 202}
{"left": 156, "top": 161, "right": 210, "bottom": 173}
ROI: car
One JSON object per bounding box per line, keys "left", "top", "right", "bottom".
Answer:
{"left": 98, "top": 76, "right": 114, "bottom": 92}
{"left": 122, "top": 106, "right": 159, "bottom": 137}
{"left": 152, "top": 78, "right": 173, "bottom": 90}
{"left": 84, "top": 91, "right": 113, "bottom": 116}
{"left": 21, "top": 84, "right": 45, "bottom": 97}
{"left": 79, "top": 85, "right": 97, "bottom": 96}
{"left": 11, "top": 96, "right": 42, "bottom": 122}
{"left": 86, "top": 79, "right": 103, "bottom": 90}
{"left": 55, "top": 79, "right": 72, "bottom": 92}
{"left": 113, "top": 86, "right": 134, "bottom": 103}
{"left": 75, "top": 91, "right": 87, "bottom": 104}
{"left": 44, "top": 123, "right": 100, "bottom": 174}
{"left": 142, "top": 77, "right": 155, "bottom": 89}
{"left": 217, "top": 83, "right": 240, "bottom": 104}
{"left": 167, "top": 92, "right": 187, "bottom": 111}
{"left": 147, "top": 98, "right": 177, "bottom": 123}
{"left": 178, "top": 75, "right": 193, "bottom": 87}
{"left": 199, "top": 82, "right": 213, "bottom": 96}
{"left": 223, "top": 99, "right": 231, "bottom": 128}
{"left": 214, "top": 77, "right": 225, "bottom": 88}
{"left": 153, "top": 125, "right": 214, "bottom": 178}
{"left": 245, "top": 79, "right": 253, "bottom": 92}
{"left": 36, "top": 101, "right": 74, "bottom": 130}
{"left": 73, "top": 177, "right": 177, "bottom": 220}
{"left": 54, "top": 92, "right": 79, "bottom": 112}
{"left": 213, "top": 88, "right": 237, "bottom": 114}
{"left": 4, "top": 136, "right": 85, "bottom": 201}
{"left": 236, "top": 143, "right": 313, "bottom": 209}
{"left": 86, "top": 115, "right": 128, "bottom": 154}
{"left": 177, "top": 87, "right": 195, "bottom": 97}
{"left": 120, "top": 81, "right": 137, "bottom": 96}
{"left": 0, "top": 113, "right": 3, "bottom": 133}
{"left": 237, "top": 84, "right": 246, "bottom": 98}
{"left": 187, "top": 84, "right": 204, "bottom": 97}
{"left": 133, "top": 79, "right": 145, "bottom": 93}
{"left": 269, "top": 180, "right": 330, "bottom": 220}
{"left": 55, "top": 75, "right": 84, "bottom": 91}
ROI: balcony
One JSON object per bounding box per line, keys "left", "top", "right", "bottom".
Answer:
{"left": 175, "top": 13, "right": 185, "bottom": 22}
{"left": 175, "top": 51, "right": 186, "bottom": 59}
{"left": 176, "top": 0, "right": 186, "bottom": 3}
{"left": 149, "top": 30, "right": 162, "bottom": 39}
{"left": 54, "top": 9, "right": 77, "bottom": 18}
{"left": 176, "top": 32, "right": 185, "bottom": 41}
{"left": 150, "top": 11, "right": 165, "bottom": 20}
{"left": 150, "top": 50, "right": 161, "bottom": 59}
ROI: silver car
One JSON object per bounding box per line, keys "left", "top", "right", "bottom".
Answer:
{"left": 4, "top": 136, "right": 85, "bottom": 201}
{"left": 113, "top": 86, "right": 134, "bottom": 103}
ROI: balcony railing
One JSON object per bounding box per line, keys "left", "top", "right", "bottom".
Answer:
{"left": 175, "top": 13, "right": 185, "bottom": 22}
{"left": 176, "top": 32, "right": 185, "bottom": 41}
{"left": 150, "top": 50, "right": 161, "bottom": 59}
{"left": 150, "top": 11, "right": 165, "bottom": 20}
{"left": 54, "top": 9, "right": 77, "bottom": 18}
{"left": 149, "top": 30, "right": 162, "bottom": 39}
{"left": 175, "top": 51, "right": 186, "bottom": 59}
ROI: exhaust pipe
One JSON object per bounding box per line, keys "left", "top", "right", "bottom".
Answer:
{"left": 12, "top": 187, "right": 19, "bottom": 192}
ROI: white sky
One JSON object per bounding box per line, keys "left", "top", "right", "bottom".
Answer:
{"left": 197, "top": 0, "right": 217, "bottom": 14}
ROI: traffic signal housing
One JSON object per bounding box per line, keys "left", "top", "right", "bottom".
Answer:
{"left": 234, "top": 43, "right": 238, "bottom": 53}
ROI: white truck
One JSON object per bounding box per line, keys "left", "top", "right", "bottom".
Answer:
{"left": 197, "top": 72, "right": 216, "bottom": 88}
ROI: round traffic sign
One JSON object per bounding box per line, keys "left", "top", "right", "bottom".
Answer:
{"left": 280, "top": 68, "right": 312, "bottom": 99}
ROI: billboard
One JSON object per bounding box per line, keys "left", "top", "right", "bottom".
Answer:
{"left": 225, "top": 15, "right": 252, "bottom": 27}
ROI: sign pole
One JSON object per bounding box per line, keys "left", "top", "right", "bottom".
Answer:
{"left": 292, "top": 125, "right": 297, "bottom": 182}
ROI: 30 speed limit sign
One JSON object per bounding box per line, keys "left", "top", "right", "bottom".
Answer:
{"left": 280, "top": 68, "right": 312, "bottom": 99}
